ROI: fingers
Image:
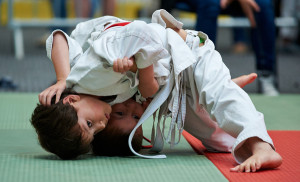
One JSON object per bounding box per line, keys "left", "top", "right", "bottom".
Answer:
{"left": 240, "top": 2, "right": 256, "bottom": 27}
{"left": 247, "top": 0, "right": 260, "bottom": 12}
{"left": 38, "top": 81, "right": 66, "bottom": 106}
{"left": 122, "top": 57, "right": 132, "bottom": 71}
{"left": 113, "top": 58, "right": 124, "bottom": 73}
{"left": 46, "top": 89, "right": 57, "bottom": 106}
{"left": 55, "top": 89, "right": 63, "bottom": 104}
{"left": 113, "top": 57, "right": 134, "bottom": 73}
{"left": 118, "top": 57, "right": 126, "bottom": 72}
{"left": 39, "top": 90, "right": 50, "bottom": 106}
{"left": 238, "top": 0, "right": 260, "bottom": 27}
{"left": 127, "top": 57, "right": 134, "bottom": 68}
{"left": 220, "top": 0, "right": 234, "bottom": 9}
{"left": 39, "top": 88, "right": 56, "bottom": 106}
{"left": 220, "top": 0, "right": 227, "bottom": 9}
{"left": 113, "top": 59, "right": 119, "bottom": 72}
{"left": 238, "top": 0, "right": 260, "bottom": 12}
{"left": 129, "top": 56, "right": 135, "bottom": 62}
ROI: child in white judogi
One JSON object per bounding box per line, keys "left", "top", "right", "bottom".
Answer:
{"left": 37, "top": 10, "right": 281, "bottom": 172}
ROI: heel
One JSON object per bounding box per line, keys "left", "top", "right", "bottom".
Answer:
{"left": 160, "top": 9, "right": 183, "bottom": 29}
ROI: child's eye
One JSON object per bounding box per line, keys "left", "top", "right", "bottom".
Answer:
{"left": 116, "top": 112, "right": 124, "bottom": 116}
{"left": 87, "top": 120, "right": 93, "bottom": 128}
{"left": 133, "top": 115, "right": 140, "bottom": 120}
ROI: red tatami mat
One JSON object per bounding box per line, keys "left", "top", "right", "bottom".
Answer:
{"left": 182, "top": 130, "right": 300, "bottom": 182}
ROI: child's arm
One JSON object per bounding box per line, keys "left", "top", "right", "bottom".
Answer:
{"left": 113, "top": 57, "right": 159, "bottom": 98}
{"left": 39, "top": 32, "right": 70, "bottom": 106}
{"left": 138, "top": 65, "right": 159, "bottom": 98}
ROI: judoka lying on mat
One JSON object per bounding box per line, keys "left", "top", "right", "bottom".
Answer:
{"left": 31, "top": 9, "right": 282, "bottom": 172}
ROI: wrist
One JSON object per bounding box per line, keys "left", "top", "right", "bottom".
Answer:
{"left": 56, "top": 78, "right": 67, "bottom": 83}
{"left": 129, "top": 63, "right": 137, "bottom": 73}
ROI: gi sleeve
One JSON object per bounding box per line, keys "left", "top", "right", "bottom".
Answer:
{"left": 92, "top": 20, "right": 169, "bottom": 69}
{"left": 46, "top": 30, "right": 83, "bottom": 68}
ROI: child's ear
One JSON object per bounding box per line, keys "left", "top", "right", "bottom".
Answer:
{"left": 63, "top": 95, "right": 80, "bottom": 105}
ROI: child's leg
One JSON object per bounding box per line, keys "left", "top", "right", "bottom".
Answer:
{"left": 184, "top": 98, "right": 236, "bottom": 153}
{"left": 158, "top": 9, "right": 206, "bottom": 47}
{"left": 184, "top": 73, "right": 259, "bottom": 153}
{"left": 160, "top": 9, "right": 183, "bottom": 30}
{"left": 187, "top": 44, "right": 282, "bottom": 172}
{"left": 159, "top": 10, "right": 187, "bottom": 41}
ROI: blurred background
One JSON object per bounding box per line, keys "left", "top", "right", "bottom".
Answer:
{"left": 0, "top": 0, "right": 299, "bottom": 94}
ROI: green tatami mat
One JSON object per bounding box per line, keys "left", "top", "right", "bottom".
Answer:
{"left": 0, "top": 93, "right": 38, "bottom": 129}
{"left": 0, "top": 130, "right": 226, "bottom": 182}
{"left": 250, "top": 94, "right": 300, "bottom": 130}
{"left": 0, "top": 93, "right": 227, "bottom": 182}
{"left": 1, "top": 93, "right": 299, "bottom": 182}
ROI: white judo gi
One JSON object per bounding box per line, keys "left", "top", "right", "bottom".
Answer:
{"left": 46, "top": 10, "right": 274, "bottom": 164}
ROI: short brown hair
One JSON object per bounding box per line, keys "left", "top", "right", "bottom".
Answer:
{"left": 30, "top": 89, "right": 90, "bottom": 159}
{"left": 91, "top": 124, "right": 143, "bottom": 156}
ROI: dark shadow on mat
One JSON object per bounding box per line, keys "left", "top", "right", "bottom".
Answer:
{"left": 33, "top": 153, "right": 94, "bottom": 160}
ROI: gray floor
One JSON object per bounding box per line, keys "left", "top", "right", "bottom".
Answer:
{"left": 0, "top": 26, "right": 299, "bottom": 93}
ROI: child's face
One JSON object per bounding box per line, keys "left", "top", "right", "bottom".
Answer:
{"left": 109, "top": 98, "right": 145, "bottom": 134}
{"left": 70, "top": 95, "right": 112, "bottom": 143}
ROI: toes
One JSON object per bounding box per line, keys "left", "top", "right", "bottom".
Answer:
{"left": 239, "top": 164, "right": 246, "bottom": 172}
{"left": 256, "top": 161, "right": 262, "bottom": 171}
{"left": 245, "top": 164, "right": 251, "bottom": 173}
{"left": 250, "top": 162, "right": 256, "bottom": 172}
{"left": 230, "top": 166, "right": 239, "bottom": 172}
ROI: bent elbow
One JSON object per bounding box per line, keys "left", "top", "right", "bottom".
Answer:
{"left": 140, "top": 81, "right": 159, "bottom": 98}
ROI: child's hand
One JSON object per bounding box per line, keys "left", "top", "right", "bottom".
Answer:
{"left": 113, "top": 57, "right": 137, "bottom": 73}
{"left": 39, "top": 80, "right": 66, "bottom": 106}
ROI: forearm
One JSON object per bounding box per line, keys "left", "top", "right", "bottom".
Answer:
{"left": 138, "top": 65, "right": 159, "bottom": 98}
{"left": 51, "top": 32, "right": 70, "bottom": 82}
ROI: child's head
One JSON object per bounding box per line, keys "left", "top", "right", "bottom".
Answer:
{"left": 92, "top": 98, "right": 145, "bottom": 156}
{"left": 30, "top": 89, "right": 112, "bottom": 159}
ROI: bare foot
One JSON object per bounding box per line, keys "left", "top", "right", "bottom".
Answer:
{"left": 160, "top": 10, "right": 183, "bottom": 30}
{"left": 232, "top": 73, "right": 257, "bottom": 88}
{"left": 160, "top": 10, "right": 188, "bottom": 41}
{"left": 230, "top": 138, "right": 282, "bottom": 172}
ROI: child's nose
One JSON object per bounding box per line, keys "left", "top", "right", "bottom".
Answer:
{"left": 94, "top": 122, "right": 105, "bottom": 135}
